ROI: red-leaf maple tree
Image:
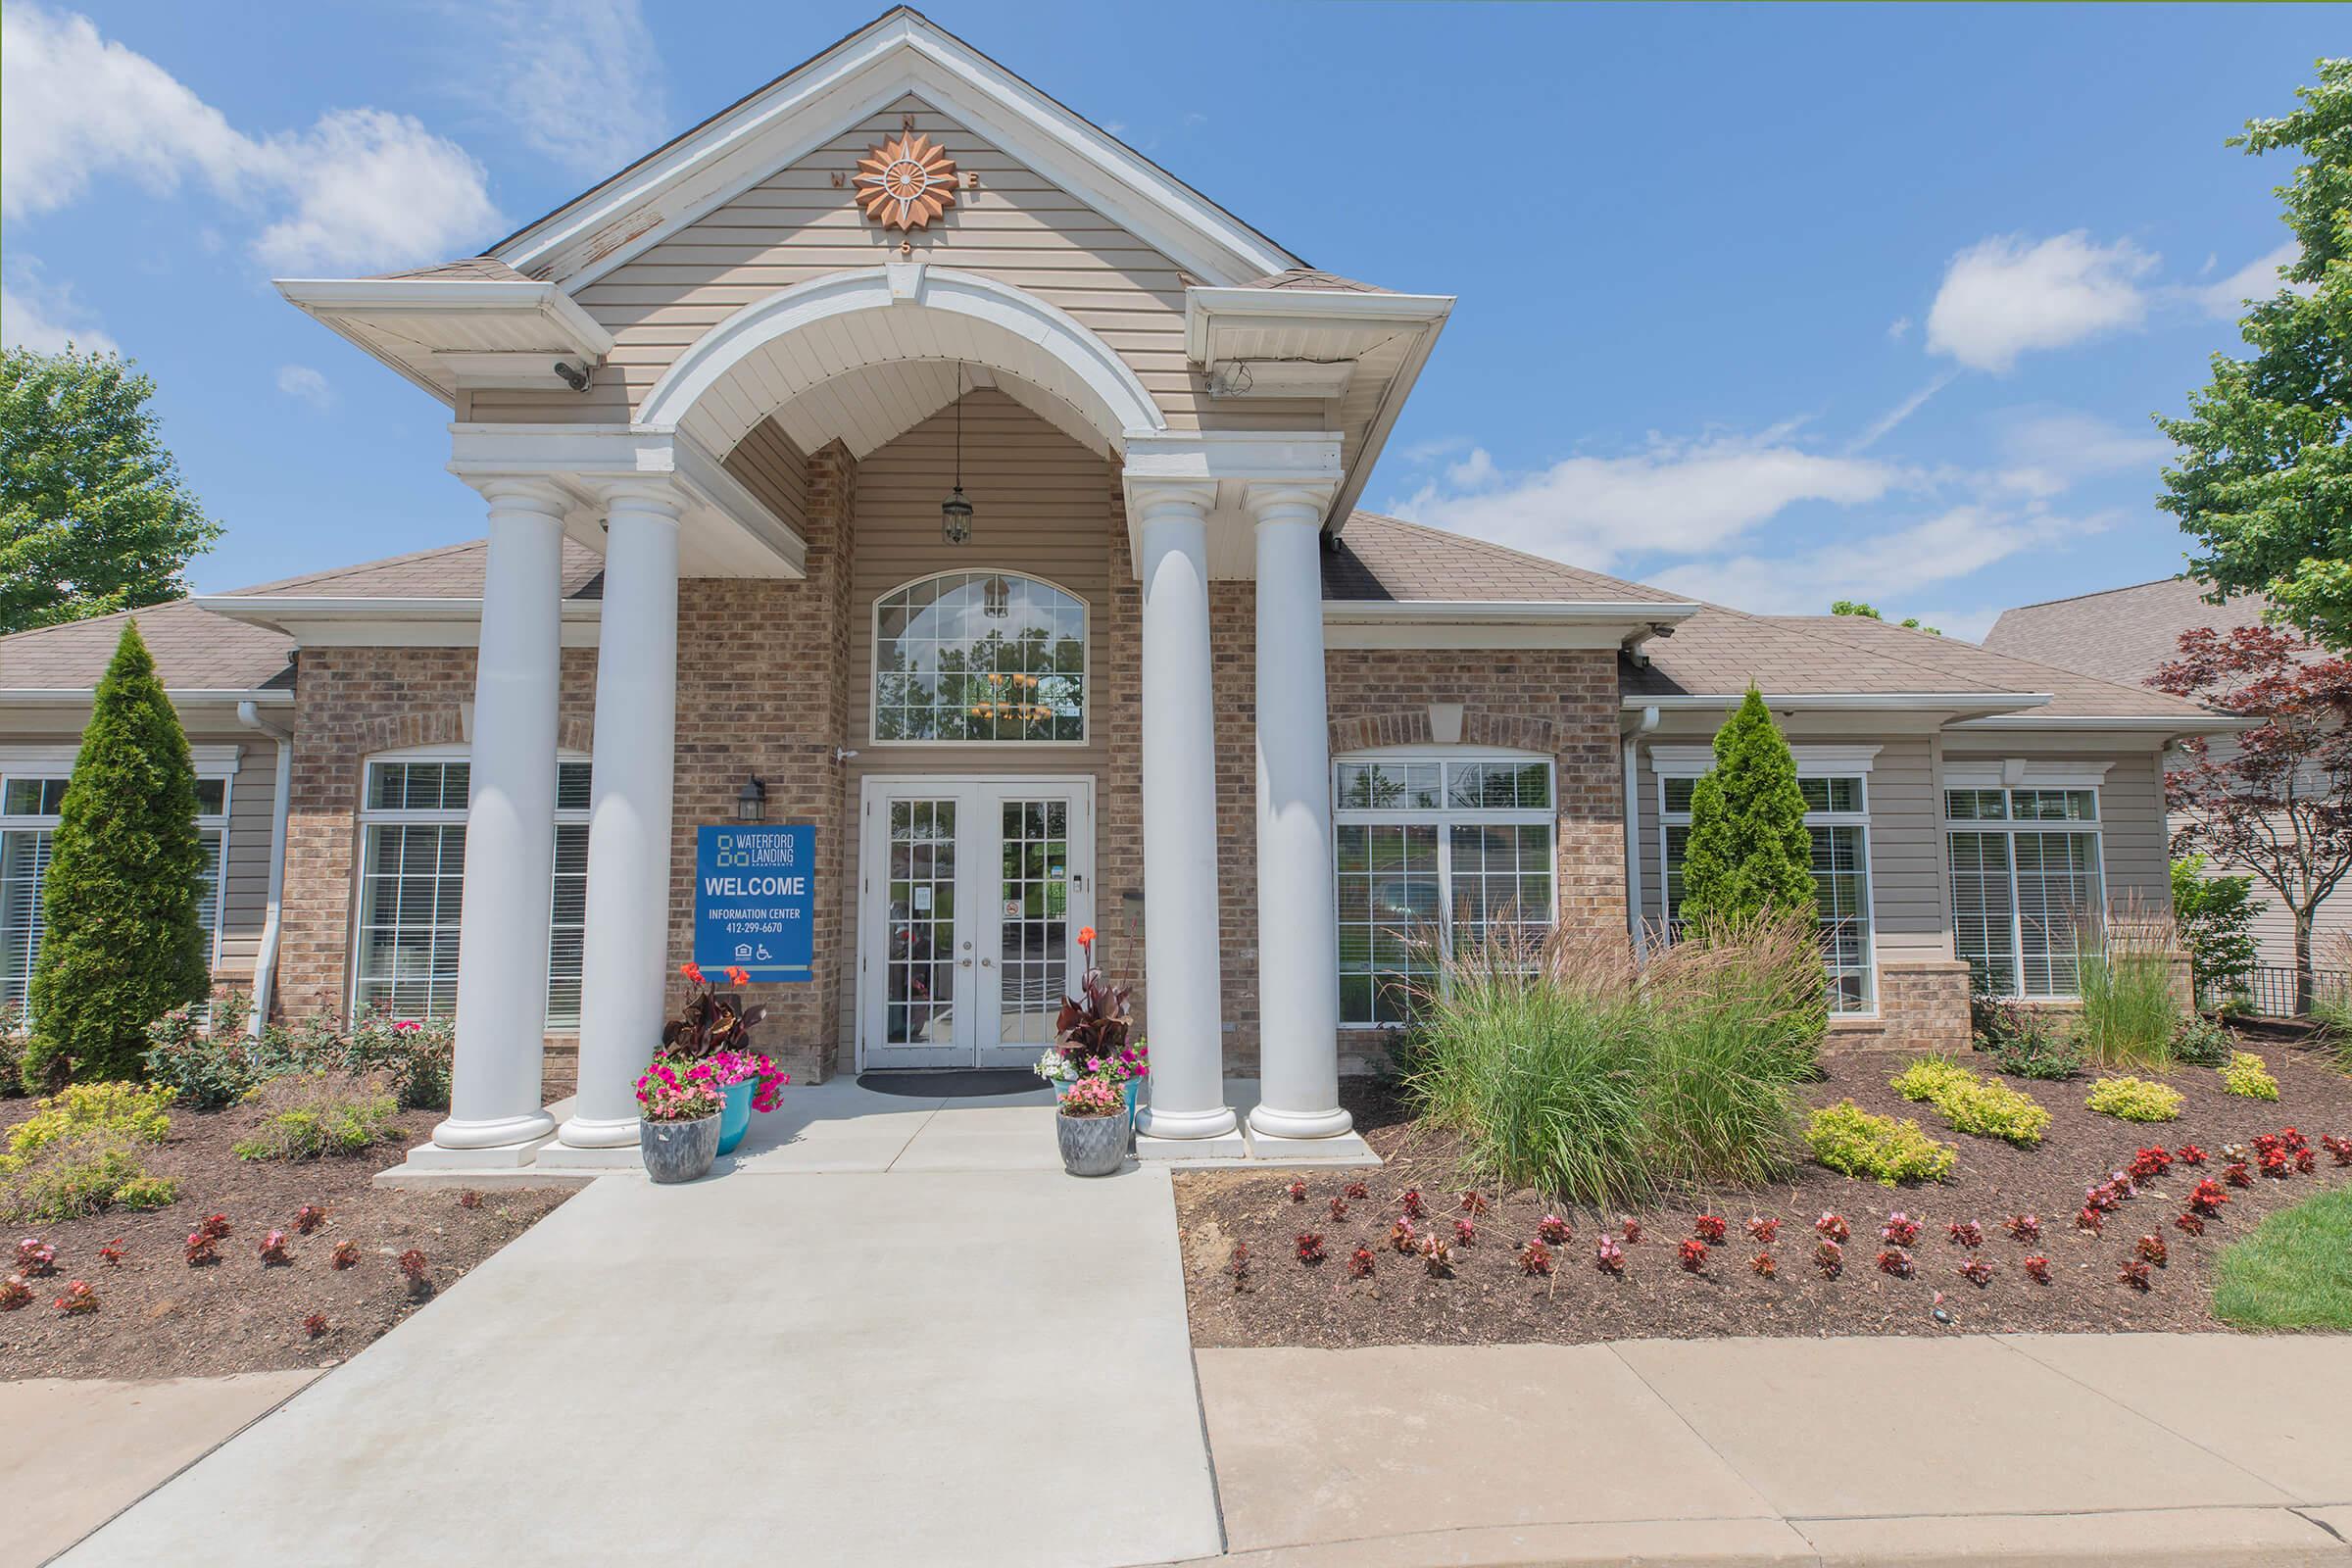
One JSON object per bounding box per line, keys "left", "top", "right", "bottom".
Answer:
{"left": 2149, "top": 623, "right": 2352, "bottom": 1010}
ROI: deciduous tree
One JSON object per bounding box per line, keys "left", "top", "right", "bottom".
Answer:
{"left": 2150, "top": 624, "right": 2352, "bottom": 1012}
{"left": 0, "top": 347, "right": 219, "bottom": 634}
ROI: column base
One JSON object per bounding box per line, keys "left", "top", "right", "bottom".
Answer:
{"left": 431, "top": 1109, "right": 558, "bottom": 1151}
{"left": 1248, "top": 1102, "right": 1354, "bottom": 1141}
{"left": 1135, "top": 1128, "right": 1251, "bottom": 1162}
{"left": 555, "top": 1112, "right": 642, "bottom": 1150}
{"left": 1138, "top": 1102, "right": 1239, "bottom": 1141}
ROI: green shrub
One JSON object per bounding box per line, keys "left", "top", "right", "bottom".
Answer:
{"left": 2077, "top": 931, "right": 2183, "bottom": 1071}
{"left": 1804, "top": 1100, "right": 1957, "bottom": 1186}
{"left": 0, "top": 1129, "right": 178, "bottom": 1222}
{"left": 2172, "top": 858, "right": 2263, "bottom": 1003}
{"left": 1890, "top": 1056, "right": 2051, "bottom": 1147}
{"left": 1677, "top": 689, "right": 1816, "bottom": 931}
{"left": 142, "top": 1001, "right": 454, "bottom": 1113}
{"left": 2220, "top": 1050, "right": 2280, "bottom": 1101}
{"left": 345, "top": 1011, "right": 454, "bottom": 1112}
{"left": 5, "top": 1080, "right": 173, "bottom": 1157}
{"left": 2084, "top": 1075, "right": 2185, "bottom": 1122}
{"left": 1402, "top": 912, "right": 1820, "bottom": 1204}
{"left": 231, "top": 1073, "right": 401, "bottom": 1160}
{"left": 1970, "top": 994, "right": 2084, "bottom": 1080}
{"left": 24, "top": 621, "right": 212, "bottom": 1086}
{"left": 2171, "top": 1013, "right": 2235, "bottom": 1068}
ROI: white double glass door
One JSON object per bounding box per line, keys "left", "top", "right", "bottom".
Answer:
{"left": 856, "top": 776, "right": 1095, "bottom": 1069}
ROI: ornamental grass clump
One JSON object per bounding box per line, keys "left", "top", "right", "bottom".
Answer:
{"left": 1402, "top": 910, "right": 1821, "bottom": 1205}
{"left": 1803, "top": 1101, "right": 1957, "bottom": 1187}
{"left": 2221, "top": 1051, "right": 2280, "bottom": 1101}
{"left": 2076, "top": 913, "right": 2185, "bottom": 1071}
{"left": 2085, "top": 1076, "right": 2186, "bottom": 1123}
{"left": 231, "top": 1072, "right": 402, "bottom": 1160}
{"left": 1889, "top": 1056, "right": 2051, "bottom": 1147}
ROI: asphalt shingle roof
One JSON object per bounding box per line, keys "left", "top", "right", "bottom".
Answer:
{"left": 1982, "top": 576, "right": 2276, "bottom": 687}
{"left": 1325, "top": 513, "right": 1686, "bottom": 604}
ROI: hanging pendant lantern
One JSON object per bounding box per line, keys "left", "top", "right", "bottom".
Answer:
{"left": 942, "top": 362, "right": 973, "bottom": 545}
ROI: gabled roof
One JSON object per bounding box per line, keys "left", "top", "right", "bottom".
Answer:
{"left": 1237, "top": 269, "right": 1393, "bottom": 295}
{"left": 224, "top": 538, "right": 606, "bottom": 601}
{"left": 0, "top": 600, "right": 295, "bottom": 695}
{"left": 481, "top": 6, "right": 1302, "bottom": 291}
{"left": 1624, "top": 603, "right": 2230, "bottom": 727}
{"left": 1325, "top": 514, "right": 1686, "bottom": 605}
{"left": 1982, "top": 576, "right": 2277, "bottom": 688}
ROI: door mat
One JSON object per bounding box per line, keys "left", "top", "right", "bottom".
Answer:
{"left": 855, "top": 1069, "right": 1042, "bottom": 1099}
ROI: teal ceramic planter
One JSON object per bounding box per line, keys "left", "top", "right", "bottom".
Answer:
{"left": 716, "top": 1077, "right": 755, "bottom": 1155}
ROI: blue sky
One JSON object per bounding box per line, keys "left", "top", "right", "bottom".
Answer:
{"left": 2, "top": 3, "right": 2337, "bottom": 639}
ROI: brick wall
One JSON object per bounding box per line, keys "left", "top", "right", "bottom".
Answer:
{"left": 1827, "top": 957, "right": 1973, "bottom": 1054}
{"left": 275, "top": 647, "right": 598, "bottom": 1023}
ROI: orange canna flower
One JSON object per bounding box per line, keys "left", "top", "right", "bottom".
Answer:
{"left": 724, "top": 965, "right": 751, "bottom": 987}
{"left": 1077, "top": 926, "right": 1097, "bottom": 948}
{"left": 680, "top": 961, "right": 706, "bottom": 986}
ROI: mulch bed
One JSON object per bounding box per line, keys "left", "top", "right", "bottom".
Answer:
{"left": 0, "top": 1092, "right": 575, "bottom": 1381}
{"left": 1177, "top": 1033, "right": 2352, "bottom": 1348}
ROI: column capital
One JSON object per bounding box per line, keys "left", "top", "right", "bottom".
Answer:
{"left": 1242, "top": 480, "right": 1339, "bottom": 526}
{"left": 1124, "top": 476, "right": 1218, "bottom": 525}
{"left": 591, "top": 474, "right": 690, "bottom": 517}
{"left": 466, "top": 475, "right": 573, "bottom": 514}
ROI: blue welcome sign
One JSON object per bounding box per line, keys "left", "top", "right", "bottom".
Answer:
{"left": 694, "top": 823, "right": 815, "bottom": 981}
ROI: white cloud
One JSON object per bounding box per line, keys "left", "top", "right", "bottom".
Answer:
{"left": 1396, "top": 431, "right": 1903, "bottom": 569}
{"left": 1648, "top": 505, "right": 2039, "bottom": 617}
{"left": 1925, "top": 231, "right": 2157, "bottom": 372}
{"left": 1446, "top": 447, "right": 1499, "bottom": 489}
{"left": 2, "top": 4, "right": 501, "bottom": 273}
{"left": 2193, "top": 242, "right": 2299, "bottom": 318}
{"left": 1989, "top": 408, "right": 2171, "bottom": 498}
{"left": 1886, "top": 315, "right": 1912, "bottom": 340}
{"left": 1, "top": 263, "right": 120, "bottom": 355}
{"left": 1849, "top": 369, "right": 1959, "bottom": 454}
{"left": 440, "top": 0, "right": 669, "bottom": 179}
{"left": 276, "top": 364, "right": 333, "bottom": 409}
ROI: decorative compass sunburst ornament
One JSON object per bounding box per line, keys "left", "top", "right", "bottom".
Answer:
{"left": 853, "top": 131, "right": 958, "bottom": 230}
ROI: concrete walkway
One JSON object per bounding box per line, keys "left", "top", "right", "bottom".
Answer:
{"left": 8, "top": 1371, "right": 318, "bottom": 1565}
{"left": 58, "top": 1087, "right": 1224, "bottom": 1568}
{"left": 1189, "top": 1335, "right": 2352, "bottom": 1566}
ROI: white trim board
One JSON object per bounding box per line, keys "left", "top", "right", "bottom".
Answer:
{"left": 1648, "top": 743, "right": 1883, "bottom": 775}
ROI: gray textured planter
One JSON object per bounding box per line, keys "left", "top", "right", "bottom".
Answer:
{"left": 640, "top": 1113, "right": 721, "bottom": 1184}
{"left": 1056, "top": 1109, "right": 1127, "bottom": 1177}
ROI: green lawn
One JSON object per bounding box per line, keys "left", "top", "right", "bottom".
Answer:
{"left": 2212, "top": 1185, "right": 2352, "bottom": 1331}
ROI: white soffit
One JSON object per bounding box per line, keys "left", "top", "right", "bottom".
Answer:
{"left": 486, "top": 10, "right": 1301, "bottom": 291}
{"left": 191, "top": 597, "right": 604, "bottom": 650}
{"left": 768, "top": 361, "right": 1108, "bottom": 460}
{"left": 273, "top": 279, "right": 613, "bottom": 407}
{"left": 1323, "top": 599, "right": 1697, "bottom": 650}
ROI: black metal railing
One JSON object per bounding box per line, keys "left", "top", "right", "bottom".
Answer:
{"left": 2198, "top": 964, "right": 2352, "bottom": 1019}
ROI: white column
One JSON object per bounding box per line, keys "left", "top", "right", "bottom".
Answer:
{"left": 560, "top": 486, "right": 682, "bottom": 1148}
{"left": 1133, "top": 484, "right": 1237, "bottom": 1141}
{"left": 434, "top": 481, "right": 566, "bottom": 1150}
{"left": 1247, "top": 486, "right": 1352, "bottom": 1141}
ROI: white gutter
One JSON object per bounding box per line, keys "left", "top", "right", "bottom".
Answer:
{"left": 236, "top": 701, "right": 294, "bottom": 1038}
{"left": 1627, "top": 692, "right": 2054, "bottom": 714}
{"left": 1330, "top": 599, "right": 1701, "bottom": 625}
{"left": 1623, "top": 704, "right": 1660, "bottom": 959}
{"left": 1948, "top": 711, "right": 2261, "bottom": 733}
{"left": 0, "top": 688, "right": 293, "bottom": 706}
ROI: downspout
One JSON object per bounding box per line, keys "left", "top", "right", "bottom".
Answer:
{"left": 1624, "top": 704, "right": 1660, "bottom": 958}
{"left": 237, "top": 701, "right": 293, "bottom": 1037}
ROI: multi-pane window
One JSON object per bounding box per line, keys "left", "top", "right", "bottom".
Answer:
{"left": 1333, "top": 755, "right": 1556, "bottom": 1026}
{"left": 1944, "top": 786, "right": 2104, "bottom": 998}
{"left": 1660, "top": 772, "right": 1875, "bottom": 1013}
{"left": 354, "top": 756, "right": 590, "bottom": 1024}
{"left": 873, "top": 572, "right": 1087, "bottom": 743}
{"left": 1, "top": 768, "right": 227, "bottom": 1017}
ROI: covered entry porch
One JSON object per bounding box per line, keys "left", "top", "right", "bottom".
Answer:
{"left": 298, "top": 263, "right": 1404, "bottom": 1171}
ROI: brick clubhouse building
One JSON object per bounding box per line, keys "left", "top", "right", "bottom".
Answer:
{"left": 0, "top": 10, "right": 2240, "bottom": 1173}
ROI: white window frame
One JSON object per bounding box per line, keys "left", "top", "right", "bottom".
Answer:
{"left": 1652, "top": 744, "right": 1879, "bottom": 1016}
{"left": 1331, "top": 747, "right": 1557, "bottom": 1028}
{"left": 352, "top": 745, "right": 590, "bottom": 1026}
{"left": 1941, "top": 763, "right": 2109, "bottom": 1001}
{"left": 1, "top": 745, "right": 234, "bottom": 1019}
{"left": 868, "top": 569, "right": 1091, "bottom": 749}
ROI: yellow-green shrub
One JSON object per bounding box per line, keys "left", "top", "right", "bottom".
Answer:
{"left": 1890, "top": 1055, "right": 2052, "bottom": 1147}
{"left": 0, "top": 1130, "right": 179, "bottom": 1223}
{"left": 2220, "top": 1051, "right": 2280, "bottom": 1101}
{"left": 1805, "top": 1100, "right": 1958, "bottom": 1186}
{"left": 2085, "top": 1075, "right": 2185, "bottom": 1122}
{"left": 6, "top": 1080, "right": 173, "bottom": 1158}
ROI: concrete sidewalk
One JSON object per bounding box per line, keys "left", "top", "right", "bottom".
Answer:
{"left": 58, "top": 1160, "right": 1222, "bottom": 1568}
{"left": 1190, "top": 1335, "right": 2352, "bottom": 1566}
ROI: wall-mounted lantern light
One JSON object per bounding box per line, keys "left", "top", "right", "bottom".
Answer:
{"left": 736, "top": 775, "right": 768, "bottom": 823}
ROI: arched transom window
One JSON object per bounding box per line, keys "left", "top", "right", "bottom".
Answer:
{"left": 873, "top": 572, "right": 1087, "bottom": 743}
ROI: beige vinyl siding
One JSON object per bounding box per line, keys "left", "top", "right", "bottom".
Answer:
{"left": 722, "top": 418, "right": 811, "bottom": 535}
{"left": 833, "top": 389, "right": 1117, "bottom": 1055}
{"left": 213, "top": 736, "right": 279, "bottom": 974}
{"left": 468, "top": 95, "right": 1324, "bottom": 436}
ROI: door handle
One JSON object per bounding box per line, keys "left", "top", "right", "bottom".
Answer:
{"left": 958, "top": 957, "right": 973, "bottom": 968}
{"left": 981, "top": 956, "right": 994, "bottom": 968}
